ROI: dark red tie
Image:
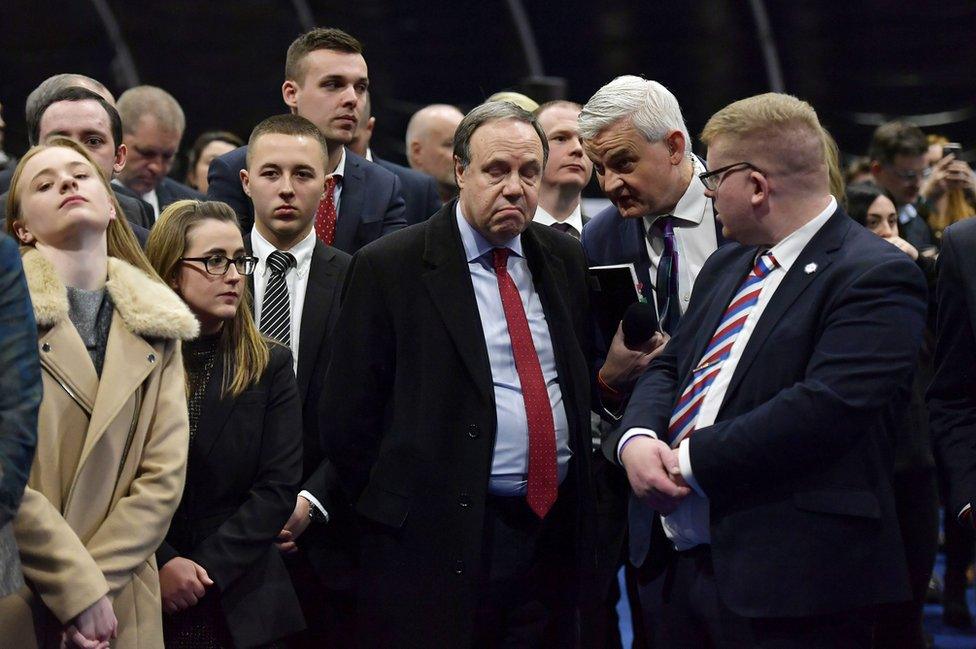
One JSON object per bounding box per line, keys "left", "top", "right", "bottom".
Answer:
{"left": 314, "top": 176, "right": 339, "bottom": 246}
{"left": 492, "top": 247, "right": 558, "bottom": 518}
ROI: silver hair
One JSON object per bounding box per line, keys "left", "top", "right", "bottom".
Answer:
{"left": 117, "top": 85, "right": 186, "bottom": 135}
{"left": 578, "top": 75, "right": 690, "bottom": 146}
{"left": 453, "top": 101, "right": 548, "bottom": 171}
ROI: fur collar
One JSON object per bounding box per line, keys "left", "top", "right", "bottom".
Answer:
{"left": 22, "top": 247, "right": 199, "bottom": 341}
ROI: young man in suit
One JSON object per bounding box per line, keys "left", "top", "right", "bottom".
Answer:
{"left": 321, "top": 101, "right": 596, "bottom": 648}
{"left": 613, "top": 93, "right": 928, "bottom": 647}
{"left": 240, "top": 114, "right": 352, "bottom": 647}
{"left": 532, "top": 101, "right": 593, "bottom": 240}
{"left": 208, "top": 28, "right": 407, "bottom": 252}
{"left": 349, "top": 93, "right": 442, "bottom": 225}
{"left": 115, "top": 85, "right": 204, "bottom": 218}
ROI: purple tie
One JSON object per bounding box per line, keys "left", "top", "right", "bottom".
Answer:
{"left": 655, "top": 217, "right": 680, "bottom": 334}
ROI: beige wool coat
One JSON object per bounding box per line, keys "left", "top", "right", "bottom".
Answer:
{"left": 0, "top": 248, "right": 197, "bottom": 648}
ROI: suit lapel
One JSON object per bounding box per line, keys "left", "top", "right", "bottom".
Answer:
{"left": 296, "top": 241, "right": 340, "bottom": 401}
{"left": 422, "top": 204, "right": 493, "bottom": 403}
{"left": 335, "top": 152, "right": 365, "bottom": 252}
{"left": 191, "top": 352, "right": 237, "bottom": 463}
{"left": 720, "top": 212, "right": 848, "bottom": 409}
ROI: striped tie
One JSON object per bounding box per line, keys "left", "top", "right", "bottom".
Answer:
{"left": 260, "top": 250, "right": 296, "bottom": 347}
{"left": 667, "top": 251, "right": 778, "bottom": 447}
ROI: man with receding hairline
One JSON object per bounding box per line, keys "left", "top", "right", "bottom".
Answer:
{"left": 406, "top": 104, "right": 465, "bottom": 203}
{"left": 533, "top": 101, "right": 593, "bottom": 240}
{"left": 610, "top": 92, "right": 926, "bottom": 646}
{"left": 115, "top": 85, "right": 203, "bottom": 218}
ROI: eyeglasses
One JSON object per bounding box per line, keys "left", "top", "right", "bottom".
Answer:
{"left": 885, "top": 165, "right": 932, "bottom": 182}
{"left": 180, "top": 254, "right": 258, "bottom": 276}
{"left": 699, "top": 162, "right": 766, "bottom": 191}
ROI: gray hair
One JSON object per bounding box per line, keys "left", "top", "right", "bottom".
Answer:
{"left": 117, "top": 85, "right": 186, "bottom": 135}
{"left": 25, "top": 74, "right": 114, "bottom": 122}
{"left": 453, "top": 101, "right": 548, "bottom": 171}
{"left": 579, "top": 75, "right": 690, "bottom": 146}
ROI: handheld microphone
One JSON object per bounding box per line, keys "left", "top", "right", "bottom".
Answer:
{"left": 621, "top": 302, "right": 659, "bottom": 350}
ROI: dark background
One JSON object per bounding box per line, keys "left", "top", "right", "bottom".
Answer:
{"left": 1, "top": 0, "right": 974, "bottom": 184}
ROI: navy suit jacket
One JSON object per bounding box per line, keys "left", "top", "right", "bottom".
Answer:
{"left": 608, "top": 207, "right": 926, "bottom": 617}
{"left": 929, "top": 218, "right": 976, "bottom": 517}
{"left": 155, "top": 176, "right": 205, "bottom": 211}
{"left": 207, "top": 146, "right": 407, "bottom": 255}
{"left": 372, "top": 155, "right": 441, "bottom": 225}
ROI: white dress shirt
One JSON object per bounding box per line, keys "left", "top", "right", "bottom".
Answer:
{"left": 643, "top": 156, "right": 718, "bottom": 315}
{"left": 533, "top": 203, "right": 584, "bottom": 237}
{"left": 250, "top": 226, "right": 316, "bottom": 375}
{"left": 619, "top": 196, "right": 837, "bottom": 550}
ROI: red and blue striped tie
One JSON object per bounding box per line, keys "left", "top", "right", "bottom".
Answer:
{"left": 667, "top": 251, "right": 778, "bottom": 447}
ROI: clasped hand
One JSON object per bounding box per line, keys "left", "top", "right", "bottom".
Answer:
{"left": 620, "top": 436, "right": 690, "bottom": 515}
{"left": 599, "top": 323, "right": 669, "bottom": 392}
{"left": 160, "top": 557, "right": 214, "bottom": 614}
{"left": 62, "top": 595, "right": 117, "bottom": 649}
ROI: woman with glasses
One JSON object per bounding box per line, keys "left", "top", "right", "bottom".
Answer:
{"left": 145, "top": 200, "right": 304, "bottom": 648}
{"left": 0, "top": 138, "right": 195, "bottom": 648}
{"left": 847, "top": 182, "right": 940, "bottom": 649}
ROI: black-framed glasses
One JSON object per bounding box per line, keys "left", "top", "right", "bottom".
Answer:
{"left": 180, "top": 254, "right": 258, "bottom": 276}
{"left": 699, "top": 162, "right": 766, "bottom": 191}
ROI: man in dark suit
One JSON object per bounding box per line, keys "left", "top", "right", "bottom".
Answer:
{"left": 236, "top": 114, "right": 352, "bottom": 647}
{"left": 207, "top": 28, "right": 406, "bottom": 252}
{"left": 115, "top": 85, "right": 203, "bottom": 219}
{"left": 611, "top": 93, "right": 927, "bottom": 647}
{"left": 532, "top": 101, "right": 593, "bottom": 240}
{"left": 0, "top": 86, "right": 152, "bottom": 244}
{"left": 349, "top": 93, "right": 441, "bottom": 225}
{"left": 321, "top": 101, "right": 596, "bottom": 648}
{"left": 929, "top": 217, "right": 976, "bottom": 525}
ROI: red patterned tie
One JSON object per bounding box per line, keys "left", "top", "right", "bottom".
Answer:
{"left": 492, "top": 247, "right": 558, "bottom": 518}
{"left": 314, "top": 176, "right": 339, "bottom": 246}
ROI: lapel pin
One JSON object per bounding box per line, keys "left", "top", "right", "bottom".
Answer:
{"left": 804, "top": 262, "right": 818, "bottom": 274}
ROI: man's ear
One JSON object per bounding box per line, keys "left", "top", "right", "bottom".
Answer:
{"left": 282, "top": 80, "right": 299, "bottom": 112}
{"left": 869, "top": 160, "right": 883, "bottom": 179}
{"left": 665, "top": 130, "right": 686, "bottom": 164}
{"left": 408, "top": 140, "right": 422, "bottom": 167}
{"left": 454, "top": 156, "right": 465, "bottom": 189}
{"left": 240, "top": 169, "right": 251, "bottom": 197}
{"left": 750, "top": 170, "right": 769, "bottom": 206}
{"left": 113, "top": 143, "right": 127, "bottom": 176}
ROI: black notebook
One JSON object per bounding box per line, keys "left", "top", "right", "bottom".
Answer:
{"left": 588, "top": 263, "right": 646, "bottom": 343}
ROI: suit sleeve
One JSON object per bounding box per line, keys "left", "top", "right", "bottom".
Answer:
{"left": 207, "top": 155, "right": 251, "bottom": 221}
{"left": 424, "top": 176, "right": 442, "bottom": 223}
{"left": 84, "top": 340, "right": 189, "bottom": 596}
{"left": 191, "top": 348, "right": 302, "bottom": 590}
{"left": 0, "top": 236, "right": 40, "bottom": 524}
{"left": 684, "top": 258, "right": 927, "bottom": 497}
{"left": 380, "top": 175, "right": 408, "bottom": 237}
{"left": 928, "top": 226, "right": 976, "bottom": 516}
{"left": 320, "top": 251, "right": 396, "bottom": 502}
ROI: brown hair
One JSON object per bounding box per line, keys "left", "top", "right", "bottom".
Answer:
{"left": 145, "top": 200, "right": 270, "bottom": 397}
{"left": 284, "top": 27, "right": 363, "bottom": 85}
{"left": 867, "top": 121, "right": 927, "bottom": 165}
{"left": 5, "top": 137, "right": 158, "bottom": 278}
{"left": 246, "top": 114, "right": 329, "bottom": 168}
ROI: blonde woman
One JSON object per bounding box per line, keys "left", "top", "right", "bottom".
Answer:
{"left": 0, "top": 137, "right": 195, "bottom": 648}
{"left": 146, "top": 200, "right": 303, "bottom": 648}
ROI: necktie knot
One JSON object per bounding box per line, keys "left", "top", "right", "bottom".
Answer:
{"left": 325, "top": 175, "right": 339, "bottom": 193}
{"left": 267, "top": 250, "right": 296, "bottom": 275}
{"left": 492, "top": 247, "right": 510, "bottom": 274}
{"left": 753, "top": 251, "right": 778, "bottom": 279}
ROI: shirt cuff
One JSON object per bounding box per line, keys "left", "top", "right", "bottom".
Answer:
{"left": 616, "top": 428, "right": 657, "bottom": 465}
{"left": 678, "top": 438, "right": 706, "bottom": 497}
{"left": 299, "top": 490, "right": 330, "bottom": 524}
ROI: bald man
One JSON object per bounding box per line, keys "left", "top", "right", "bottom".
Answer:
{"left": 405, "top": 104, "right": 464, "bottom": 203}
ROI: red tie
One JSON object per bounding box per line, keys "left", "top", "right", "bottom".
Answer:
{"left": 314, "top": 176, "right": 339, "bottom": 246}
{"left": 492, "top": 247, "right": 558, "bottom": 518}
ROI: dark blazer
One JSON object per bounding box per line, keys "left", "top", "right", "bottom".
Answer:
{"left": 207, "top": 146, "right": 408, "bottom": 254}
{"left": 157, "top": 344, "right": 305, "bottom": 648}
{"left": 608, "top": 207, "right": 927, "bottom": 617}
{"left": 0, "top": 188, "right": 150, "bottom": 246}
{"left": 244, "top": 236, "right": 353, "bottom": 581}
{"left": 0, "top": 232, "right": 40, "bottom": 527}
{"left": 155, "top": 176, "right": 205, "bottom": 212}
{"left": 372, "top": 155, "right": 441, "bottom": 225}
{"left": 0, "top": 168, "right": 12, "bottom": 195}
{"left": 929, "top": 218, "right": 976, "bottom": 517}
{"left": 319, "top": 202, "right": 597, "bottom": 647}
